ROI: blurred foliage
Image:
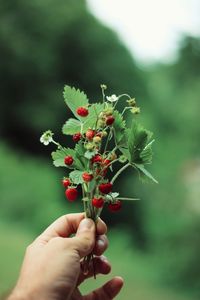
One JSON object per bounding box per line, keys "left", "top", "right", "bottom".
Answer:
{"left": 0, "top": 0, "right": 200, "bottom": 298}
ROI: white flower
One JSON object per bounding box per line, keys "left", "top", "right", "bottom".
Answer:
{"left": 106, "top": 94, "right": 119, "bottom": 102}
{"left": 40, "top": 130, "right": 54, "bottom": 146}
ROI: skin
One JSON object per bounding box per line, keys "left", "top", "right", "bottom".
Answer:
{"left": 8, "top": 213, "right": 123, "bottom": 300}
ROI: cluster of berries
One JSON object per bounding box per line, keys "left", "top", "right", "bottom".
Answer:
{"left": 63, "top": 152, "right": 121, "bottom": 212}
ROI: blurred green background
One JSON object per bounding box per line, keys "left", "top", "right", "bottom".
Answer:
{"left": 0, "top": 1, "right": 200, "bottom": 299}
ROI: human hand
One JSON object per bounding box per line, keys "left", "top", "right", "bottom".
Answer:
{"left": 8, "top": 213, "right": 123, "bottom": 300}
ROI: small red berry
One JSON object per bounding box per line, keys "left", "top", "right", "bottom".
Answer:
{"left": 99, "top": 182, "right": 112, "bottom": 194}
{"left": 86, "top": 129, "right": 95, "bottom": 140}
{"left": 91, "top": 154, "right": 102, "bottom": 164}
{"left": 82, "top": 172, "right": 93, "bottom": 182}
{"left": 106, "top": 116, "right": 115, "bottom": 126}
{"left": 73, "top": 132, "right": 81, "bottom": 142}
{"left": 76, "top": 107, "right": 89, "bottom": 117}
{"left": 62, "top": 178, "right": 71, "bottom": 188}
{"left": 92, "top": 197, "right": 104, "bottom": 208}
{"left": 64, "top": 156, "right": 74, "bottom": 166}
{"left": 108, "top": 200, "right": 122, "bottom": 212}
{"left": 65, "top": 188, "right": 78, "bottom": 202}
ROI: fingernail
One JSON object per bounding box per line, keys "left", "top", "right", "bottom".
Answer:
{"left": 78, "top": 218, "right": 94, "bottom": 231}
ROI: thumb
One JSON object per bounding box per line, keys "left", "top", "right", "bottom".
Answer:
{"left": 73, "top": 218, "right": 96, "bottom": 258}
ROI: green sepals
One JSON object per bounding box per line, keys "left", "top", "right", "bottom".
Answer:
{"left": 63, "top": 85, "right": 88, "bottom": 120}
{"left": 51, "top": 147, "right": 84, "bottom": 170}
{"left": 69, "top": 170, "right": 84, "bottom": 185}
{"left": 119, "top": 155, "right": 128, "bottom": 163}
{"left": 128, "top": 120, "right": 152, "bottom": 164}
{"left": 84, "top": 150, "right": 97, "bottom": 160}
{"left": 112, "top": 110, "right": 126, "bottom": 144}
{"left": 62, "top": 118, "right": 81, "bottom": 135}
{"left": 134, "top": 163, "right": 158, "bottom": 184}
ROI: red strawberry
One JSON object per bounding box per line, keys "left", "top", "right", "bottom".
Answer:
{"left": 65, "top": 188, "right": 78, "bottom": 202}
{"left": 91, "top": 154, "right": 102, "bottom": 164}
{"left": 76, "top": 107, "right": 89, "bottom": 117}
{"left": 86, "top": 129, "right": 95, "bottom": 140}
{"left": 106, "top": 116, "right": 115, "bottom": 126}
{"left": 62, "top": 178, "right": 71, "bottom": 188}
{"left": 82, "top": 172, "right": 93, "bottom": 182}
{"left": 64, "top": 155, "right": 74, "bottom": 166}
{"left": 108, "top": 200, "right": 122, "bottom": 212}
{"left": 73, "top": 132, "right": 81, "bottom": 142}
{"left": 99, "top": 182, "right": 112, "bottom": 194}
{"left": 92, "top": 197, "right": 104, "bottom": 208}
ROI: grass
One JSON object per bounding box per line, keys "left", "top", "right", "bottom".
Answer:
{"left": 0, "top": 223, "right": 195, "bottom": 300}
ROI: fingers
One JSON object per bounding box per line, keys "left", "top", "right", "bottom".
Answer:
{"left": 78, "top": 256, "right": 111, "bottom": 285}
{"left": 35, "top": 213, "right": 107, "bottom": 244}
{"left": 83, "top": 277, "right": 124, "bottom": 300}
{"left": 93, "top": 234, "right": 109, "bottom": 256}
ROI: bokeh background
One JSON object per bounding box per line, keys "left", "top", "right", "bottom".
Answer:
{"left": 1, "top": 1, "right": 200, "bottom": 299}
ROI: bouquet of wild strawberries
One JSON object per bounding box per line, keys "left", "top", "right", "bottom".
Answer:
{"left": 40, "top": 84, "right": 157, "bottom": 274}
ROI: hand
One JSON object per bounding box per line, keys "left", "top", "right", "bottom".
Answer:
{"left": 8, "top": 213, "right": 123, "bottom": 300}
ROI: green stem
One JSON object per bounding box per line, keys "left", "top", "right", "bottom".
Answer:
{"left": 121, "top": 107, "right": 131, "bottom": 116}
{"left": 111, "top": 163, "right": 130, "bottom": 184}
{"left": 103, "top": 128, "right": 112, "bottom": 153}
{"left": 117, "top": 197, "right": 140, "bottom": 201}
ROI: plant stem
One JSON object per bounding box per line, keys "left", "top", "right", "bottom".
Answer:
{"left": 117, "top": 197, "right": 140, "bottom": 201}
{"left": 103, "top": 128, "right": 112, "bottom": 153}
{"left": 111, "top": 163, "right": 130, "bottom": 184}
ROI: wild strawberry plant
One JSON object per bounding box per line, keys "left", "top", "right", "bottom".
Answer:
{"left": 40, "top": 84, "right": 157, "bottom": 274}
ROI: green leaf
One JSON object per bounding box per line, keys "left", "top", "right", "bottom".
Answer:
{"left": 140, "top": 140, "right": 154, "bottom": 164}
{"left": 87, "top": 179, "right": 96, "bottom": 193}
{"left": 52, "top": 148, "right": 74, "bottom": 168}
{"left": 119, "top": 147, "right": 131, "bottom": 161}
{"left": 128, "top": 120, "right": 152, "bottom": 164}
{"left": 63, "top": 85, "right": 89, "bottom": 120}
{"left": 69, "top": 170, "right": 84, "bottom": 184}
{"left": 62, "top": 118, "right": 81, "bottom": 135}
{"left": 51, "top": 147, "right": 84, "bottom": 170}
{"left": 112, "top": 110, "right": 126, "bottom": 144}
{"left": 84, "top": 150, "right": 97, "bottom": 159}
{"left": 83, "top": 103, "right": 104, "bottom": 132}
{"left": 134, "top": 163, "right": 158, "bottom": 183}
{"left": 74, "top": 142, "right": 88, "bottom": 168}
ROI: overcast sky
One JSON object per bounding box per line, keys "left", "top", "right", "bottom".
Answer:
{"left": 87, "top": 0, "right": 200, "bottom": 63}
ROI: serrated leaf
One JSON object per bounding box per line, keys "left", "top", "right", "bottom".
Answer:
{"left": 112, "top": 110, "right": 126, "bottom": 144}
{"left": 51, "top": 147, "right": 84, "bottom": 170}
{"left": 128, "top": 120, "right": 152, "bottom": 164}
{"left": 134, "top": 163, "right": 158, "bottom": 183}
{"left": 69, "top": 170, "right": 84, "bottom": 184}
{"left": 84, "top": 150, "right": 97, "bottom": 159}
{"left": 52, "top": 148, "right": 74, "bottom": 167}
{"left": 63, "top": 85, "right": 89, "bottom": 120}
{"left": 75, "top": 142, "right": 88, "bottom": 167}
{"left": 62, "top": 118, "right": 81, "bottom": 135}
{"left": 82, "top": 103, "right": 104, "bottom": 132}
{"left": 140, "top": 140, "right": 154, "bottom": 164}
